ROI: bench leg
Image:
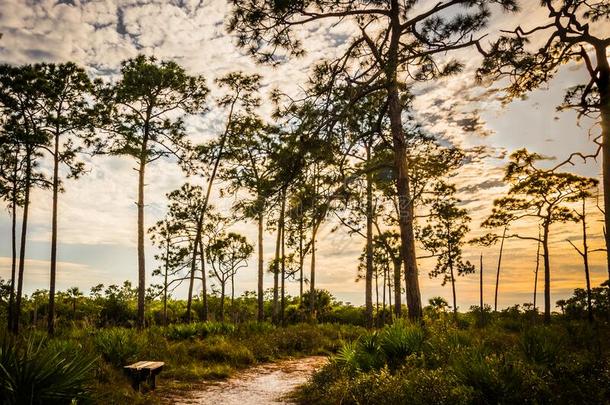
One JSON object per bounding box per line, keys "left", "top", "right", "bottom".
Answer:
{"left": 131, "top": 378, "right": 140, "bottom": 392}
{"left": 150, "top": 374, "right": 157, "bottom": 390}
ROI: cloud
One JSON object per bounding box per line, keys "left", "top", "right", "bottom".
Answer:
{"left": 460, "top": 179, "right": 505, "bottom": 194}
{"left": 0, "top": 0, "right": 607, "bottom": 309}
{"left": 0, "top": 257, "right": 105, "bottom": 292}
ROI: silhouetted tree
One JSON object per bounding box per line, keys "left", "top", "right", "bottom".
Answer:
{"left": 0, "top": 64, "right": 51, "bottom": 333}
{"left": 229, "top": 0, "right": 518, "bottom": 320}
{"left": 183, "top": 71, "right": 261, "bottom": 322}
{"left": 206, "top": 232, "right": 253, "bottom": 321}
{"left": 222, "top": 113, "right": 276, "bottom": 321}
{"left": 65, "top": 287, "right": 83, "bottom": 318}
{"left": 480, "top": 149, "right": 598, "bottom": 322}
{"left": 477, "top": 1, "right": 610, "bottom": 290}
{"left": 419, "top": 183, "right": 475, "bottom": 319}
{"left": 332, "top": 91, "right": 389, "bottom": 328}
{"left": 98, "top": 55, "right": 208, "bottom": 328}
{"left": 0, "top": 125, "right": 23, "bottom": 332}
{"left": 33, "top": 62, "right": 94, "bottom": 335}
{"left": 567, "top": 194, "right": 595, "bottom": 322}
{"left": 149, "top": 219, "right": 189, "bottom": 326}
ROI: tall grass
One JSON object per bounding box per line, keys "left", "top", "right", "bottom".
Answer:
{"left": 163, "top": 321, "right": 236, "bottom": 340}
{"left": 297, "top": 319, "right": 610, "bottom": 405}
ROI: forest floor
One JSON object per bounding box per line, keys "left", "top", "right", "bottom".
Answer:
{"left": 160, "top": 356, "right": 327, "bottom": 405}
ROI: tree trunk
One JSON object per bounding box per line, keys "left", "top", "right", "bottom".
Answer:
{"left": 375, "top": 269, "right": 379, "bottom": 326}
{"left": 365, "top": 145, "right": 374, "bottom": 328}
{"left": 231, "top": 272, "right": 235, "bottom": 306}
{"left": 598, "top": 59, "right": 610, "bottom": 319}
{"left": 533, "top": 231, "right": 541, "bottom": 317}
{"left": 13, "top": 155, "right": 31, "bottom": 334}
{"left": 542, "top": 222, "right": 551, "bottom": 323}
{"left": 387, "top": 89, "right": 421, "bottom": 320}
{"left": 136, "top": 144, "right": 147, "bottom": 329}
{"left": 393, "top": 259, "right": 401, "bottom": 318}
{"left": 309, "top": 224, "right": 318, "bottom": 320}
{"left": 387, "top": 266, "right": 392, "bottom": 323}
{"left": 7, "top": 153, "right": 18, "bottom": 332}
{"left": 494, "top": 226, "right": 507, "bottom": 312}
{"left": 220, "top": 282, "right": 225, "bottom": 322}
{"left": 272, "top": 200, "right": 283, "bottom": 323}
{"left": 280, "top": 196, "right": 286, "bottom": 326}
{"left": 450, "top": 263, "right": 458, "bottom": 320}
{"left": 382, "top": 264, "right": 387, "bottom": 325}
{"left": 199, "top": 239, "right": 208, "bottom": 321}
{"left": 186, "top": 240, "right": 198, "bottom": 322}
{"left": 257, "top": 211, "right": 264, "bottom": 321}
{"left": 186, "top": 111, "right": 231, "bottom": 322}
{"left": 299, "top": 218, "right": 304, "bottom": 304}
{"left": 163, "top": 234, "right": 169, "bottom": 326}
{"left": 387, "top": 3, "right": 421, "bottom": 319}
{"left": 580, "top": 198, "right": 593, "bottom": 323}
{"left": 479, "top": 254, "right": 484, "bottom": 325}
{"left": 48, "top": 131, "right": 60, "bottom": 335}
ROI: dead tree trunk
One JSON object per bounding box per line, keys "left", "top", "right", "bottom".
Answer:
{"left": 494, "top": 226, "right": 507, "bottom": 312}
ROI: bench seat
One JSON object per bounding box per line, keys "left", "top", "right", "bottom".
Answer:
{"left": 124, "top": 361, "right": 165, "bottom": 391}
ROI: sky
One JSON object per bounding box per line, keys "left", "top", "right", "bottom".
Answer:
{"left": 0, "top": 0, "right": 609, "bottom": 311}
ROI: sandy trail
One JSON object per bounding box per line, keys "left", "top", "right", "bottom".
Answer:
{"left": 166, "top": 356, "right": 327, "bottom": 405}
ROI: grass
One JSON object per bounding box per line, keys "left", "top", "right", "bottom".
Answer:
{"left": 5, "top": 313, "right": 608, "bottom": 404}
{"left": 0, "top": 321, "right": 364, "bottom": 404}
{"left": 294, "top": 317, "right": 610, "bottom": 405}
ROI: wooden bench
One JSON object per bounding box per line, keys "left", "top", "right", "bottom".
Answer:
{"left": 124, "top": 361, "right": 165, "bottom": 391}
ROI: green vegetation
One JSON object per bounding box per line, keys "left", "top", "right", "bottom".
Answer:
{"left": 1, "top": 1, "right": 610, "bottom": 404}
{"left": 3, "top": 281, "right": 606, "bottom": 403}
{"left": 295, "top": 311, "right": 610, "bottom": 405}
{"left": 1, "top": 319, "right": 364, "bottom": 404}
{"left": 0, "top": 336, "right": 96, "bottom": 404}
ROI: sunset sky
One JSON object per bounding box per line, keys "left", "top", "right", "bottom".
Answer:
{"left": 1, "top": 0, "right": 608, "bottom": 311}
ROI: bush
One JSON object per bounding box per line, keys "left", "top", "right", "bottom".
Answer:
{"left": 0, "top": 334, "right": 96, "bottom": 404}
{"left": 379, "top": 321, "right": 425, "bottom": 369}
{"left": 331, "top": 321, "right": 424, "bottom": 372}
{"left": 187, "top": 336, "right": 255, "bottom": 366}
{"left": 520, "top": 326, "right": 563, "bottom": 365}
{"left": 299, "top": 319, "right": 610, "bottom": 405}
{"left": 93, "top": 327, "right": 144, "bottom": 367}
{"left": 164, "top": 321, "right": 236, "bottom": 340}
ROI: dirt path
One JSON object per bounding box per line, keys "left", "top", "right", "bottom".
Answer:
{"left": 166, "top": 356, "right": 327, "bottom": 405}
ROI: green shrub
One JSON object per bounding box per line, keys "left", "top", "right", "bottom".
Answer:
{"left": 238, "top": 321, "right": 275, "bottom": 335}
{"left": 520, "top": 326, "right": 563, "bottom": 365}
{"left": 274, "top": 324, "right": 333, "bottom": 354}
{"left": 451, "top": 347, "right": 548, "bottom": 403}
{"left": 164, "top": 321, "right": 236, "bottom": 340}
{"left": 0, "top": 335, "right": 96, "bottom": 404}
{"left": 354, "top": 332, "right": 385, "bottom": 371}
{"left": 187, "top": 336, "right": 255, "bottom": 366}
{"left": 399, "top": 367, "right": 475, "bottom": 405}
{"left": 333, "top": 341, "right": 363, "bottom": 373}
{"left": 164, "top": 323, "right": 199, "bottom": 340}
{"left": 379, "top": 321, "right": 425, "bottom": 369}
{"left": 332, "top": 321, "right": 425, "bottom": 372}
{"left": 93, "top": 327, "right": 144, "bottom": 367}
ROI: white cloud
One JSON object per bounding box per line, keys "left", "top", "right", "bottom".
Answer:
{"left": 0, "top": 0, "right": 607, "bottom": 308}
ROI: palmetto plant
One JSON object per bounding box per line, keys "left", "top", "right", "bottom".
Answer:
{"left": 380, "top": 321, "right": 426, "bottom": 370}
{"left": 0, "top": 334, "right": 96, "bottom": 404}
{"left": 93, "top": 327, "right": 143, "bottom": 368}
{"left": 333, "top": 321, "right": 426, "bottom": 372}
